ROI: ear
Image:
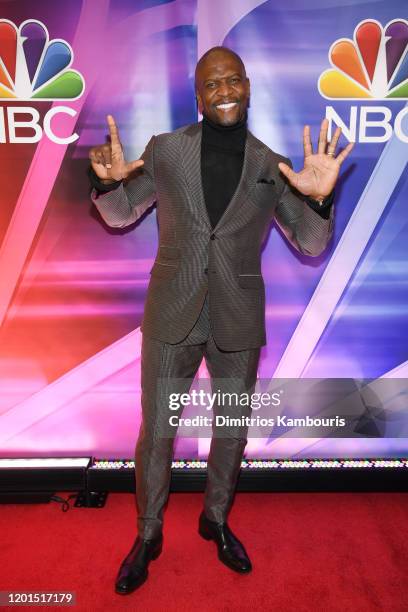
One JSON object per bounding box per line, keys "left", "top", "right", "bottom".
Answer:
{"left": 244, "top": 77, "right": 251, "bottom": 109}
{"left": 195, "top": 90, "right": 203, "bottom": 114}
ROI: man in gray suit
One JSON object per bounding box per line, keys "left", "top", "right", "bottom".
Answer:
{"left": 89, "top": 47, "right": 353, "bottom": 594}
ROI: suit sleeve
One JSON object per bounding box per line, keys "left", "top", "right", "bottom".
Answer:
{"left": 90, "top": 136, "right": 157, "bottom": 228}
{"left": 274, "top": 156, "right": 334, "bottom": 257}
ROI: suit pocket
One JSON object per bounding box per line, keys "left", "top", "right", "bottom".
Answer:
{"left": 250, "top": 182, "right": 277, "bottom": 210}
{"left": 238, "top": 273, "right": 263, "bottom": 289}
{"left": 150, "top": 245, "right": 180, "bottom": 279}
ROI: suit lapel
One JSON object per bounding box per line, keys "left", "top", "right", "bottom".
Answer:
{"left": 213, "top": 130, "right": 267, "bottom": 232}
{"left": 181, "top": 123, "right": 268, "bottom": 233}
{"left": 181, "top": 122, "right": 212, "bottom": 230}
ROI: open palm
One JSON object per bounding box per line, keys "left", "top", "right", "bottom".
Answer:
{"left": 278, "top": 119, "right": 354, "bottom": 201}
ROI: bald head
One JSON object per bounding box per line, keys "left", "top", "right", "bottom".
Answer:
{"left": 195, "top": 47, "right": 246, "bottom": 88}
{"left": 195, "top": 46, "right": 250, "bottom": 126}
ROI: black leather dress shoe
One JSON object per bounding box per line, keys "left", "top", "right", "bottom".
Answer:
{"left": 198, "top": 511, "right": 252, "bottom": 573}
{"left": 115, "top": 534, "right": 163, "bottom": 595}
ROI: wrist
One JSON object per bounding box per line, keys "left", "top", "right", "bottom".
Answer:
{"left": 100, "top": 178, "right": 120, "bottom": 185}
{"left": 88, "top": 165, "right": 123, "bottom": 193}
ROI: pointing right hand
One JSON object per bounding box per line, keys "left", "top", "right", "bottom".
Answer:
{"left": 89, "top": 114, "right": 144, "bottom": 183}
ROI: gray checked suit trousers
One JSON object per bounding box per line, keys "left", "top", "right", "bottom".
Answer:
{"left": 135, "top": 291, "right": 260, "bottom": 539}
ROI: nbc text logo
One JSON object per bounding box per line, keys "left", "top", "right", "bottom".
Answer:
{"left": 0, "top": 19, "right": 85, "bottom": 144}
{"left": 318, "top": 19, "right": 408, "bottom": 144}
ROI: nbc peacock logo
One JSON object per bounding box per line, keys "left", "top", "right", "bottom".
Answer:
{"left": 318, "top": 19, "right": 408, "bottom": 100}
{"left": 0, "top": 18, "right": 84, "bottom": 100}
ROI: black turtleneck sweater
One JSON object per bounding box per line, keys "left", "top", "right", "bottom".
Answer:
{"left": 201, "top": 114, "right": 247, "bottom": 229}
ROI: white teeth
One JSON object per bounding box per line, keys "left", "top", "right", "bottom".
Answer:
{"left": 216, "top": 102, "right": 237, "bottom": 110}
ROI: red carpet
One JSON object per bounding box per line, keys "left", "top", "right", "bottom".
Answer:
{"left": 1, "top": 492, "right": 408, "bottom": 611}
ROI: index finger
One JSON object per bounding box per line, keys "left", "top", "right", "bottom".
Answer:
{"left": 107, "top": 114, "right": 121, "bottom": 148}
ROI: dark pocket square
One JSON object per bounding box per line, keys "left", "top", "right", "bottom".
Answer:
{"left": 257, "top": 178, "right": 275, "bottom": 185}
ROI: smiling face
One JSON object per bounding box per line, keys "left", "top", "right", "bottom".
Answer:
{"left": 195, "top": 48, "right": 250, "bottom": 126}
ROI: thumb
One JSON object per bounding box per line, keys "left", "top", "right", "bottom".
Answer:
{"left": 125, "top": 158, "right": 144, "bottom": 175}
{"left": 278, "top": 162, "right": 297, "bottom": 185}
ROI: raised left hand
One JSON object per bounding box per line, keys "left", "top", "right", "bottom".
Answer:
{"left": 278, "top": 118, "right": 354, "bottom": 201}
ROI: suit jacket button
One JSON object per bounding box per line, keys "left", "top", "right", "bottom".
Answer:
{"left": 210, "top": 234, "right": 216, "bottom": 240}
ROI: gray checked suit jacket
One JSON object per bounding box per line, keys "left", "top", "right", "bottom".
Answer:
{"left": 92, "top": 121, "right": 334, "bottom": 351}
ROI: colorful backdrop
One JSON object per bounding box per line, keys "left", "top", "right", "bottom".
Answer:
{"left": 0, "top": 0, "right": 407, "bottom": 459}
